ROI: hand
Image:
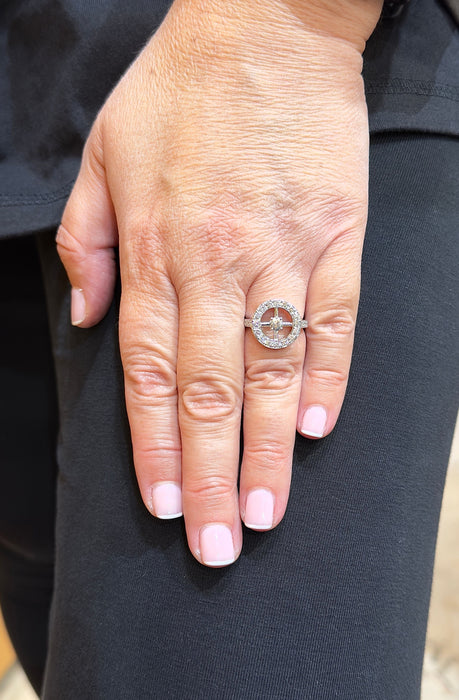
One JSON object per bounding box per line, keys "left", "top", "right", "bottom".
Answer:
{"left": 57, "top": 0, "right": 383, "bottom": 566}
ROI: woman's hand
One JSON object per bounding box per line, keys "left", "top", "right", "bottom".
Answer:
{"left": 57, "top": 0, "right": 383, "bottom": 566}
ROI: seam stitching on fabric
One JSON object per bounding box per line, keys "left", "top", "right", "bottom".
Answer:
{"left": 0, "top": 181, "right": 75, "bottom": 207}
{"left": 365, "top": 78, "right": 459, "bottom": 102}
{"left": 366, "top": 88, "right": 459, "bottom": 102}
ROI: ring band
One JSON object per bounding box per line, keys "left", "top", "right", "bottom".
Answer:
{"left": 244, "top": 299, "right": 307, "bottom": 349}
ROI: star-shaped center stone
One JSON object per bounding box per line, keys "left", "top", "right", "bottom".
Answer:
{"left": 269, "top": 315, "right": 284, "bottom": 331}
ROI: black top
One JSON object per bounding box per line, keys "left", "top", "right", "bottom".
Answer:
{"left": 0, "top": 0, "right": 458, "bottom": 239}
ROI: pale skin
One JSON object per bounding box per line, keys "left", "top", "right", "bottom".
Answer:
{"left": 57, "top": 0, "right": 384, "bottom": 567}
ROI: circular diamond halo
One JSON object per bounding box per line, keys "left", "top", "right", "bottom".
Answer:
{"left": 250, "top": 299, "right": 304, "bottom": 349}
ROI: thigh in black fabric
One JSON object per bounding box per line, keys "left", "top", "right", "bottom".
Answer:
{"left": 0, "top": 235, "right": 58, "bottom": 694}
{"left": 37, "top": 134, "right": 459, "bottom": 700}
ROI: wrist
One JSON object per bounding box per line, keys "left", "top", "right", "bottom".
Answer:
{"left": 149, "top": 0, "right": 381, "bottom": 101}
{"left": 274, "top": 0, "right": 384, "bottom": 52}
{"left": 167, "top": 0, "right": 383, "bottom": 55}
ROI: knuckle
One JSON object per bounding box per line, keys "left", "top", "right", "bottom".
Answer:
{"left": 173, "top": 205, "right": 251, "bottom": 289}
{"left": 305, "top": 365, "right": 349, "bottom": 389}
{"left": 306, "top": 189, "right": 366, "bottom": 231}
{"left": 135, "top": 440, "right": 181, "bottom": 461}
{"left": 180, "top": 378, "right": 240, "bottom": 421}
{"left": 55, "top": 224, "right": 85, "bottom": 266}
{"left": 243, "top": 440, "right": 290, "bottom": 474}
{"left": 199, "top": 215, "right": 241, "bottom": 261}
{"left": 134, "top": 442, "right": 181, "bottom": 484}
{"left": 307, "top": 307, "right": 356, "bottom": 339}
{"left": 123, "top": 351, "right": 177, "bottom": 402}
{"left": 122, "top": 220, "right": 165, "bottom": 285}
{"left": 83, "top": 119, "right": 105, "bottom": 175}
{"left": 245, "top": 357, "right": 301, "bottom": 394}
{"left": 185, "top": 472, "right": 236, "bottom": 505}
{"left": 125, "top": 215, "right": 162, "bottom": 253}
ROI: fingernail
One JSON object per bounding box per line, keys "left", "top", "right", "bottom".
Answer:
{"left": 244, "top": 489, "right": 274, "bottom": 530}
{"left": 71, "top": 287, "right": 86, "bottom": 326}
{"left": 200, "top": 524, "right": 235, "bottom": 567}
{"left": 301, "top": 405, "right": 327, "bottom": 438}
{"left": 151, "top": 483, "right": 183, "bottom": 519}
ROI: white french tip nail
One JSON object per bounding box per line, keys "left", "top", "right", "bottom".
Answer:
{"left": 203, "top": 558, "right": 236, "bottom": 567}
{"left": 301, "top": 405, "right": 327, "bottom": 438}
{"left": 200, "top": 524, "right": 236, "bottom": 567}
{"left": 244, "top": 524, "right": 272, "bottom": 531}
{"left": 244, "top": 489, "right": 274, "bottom": 530}
{"left": 151, "top": 483, "right": 183, "bottom": 519}
{"left": 301, "top": 429, "right": 324, "bottom": 438}
{"left": 156, "top": 511, "right": 183, "bottom": 520}
{"left": 71, "top": 287, "right": 86, "bottom": 326}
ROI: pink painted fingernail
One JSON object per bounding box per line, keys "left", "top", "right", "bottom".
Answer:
{"left": 244, "top": 489, "right": 274, "bottom": 530}
{"left": 301, "top": 405, "right": 327, "bottom": 438}
{"left": 151, "top": 483, "right": 183, "bottom": 519}
{"left": 71, "top": 287, "right": 86, "bottom": 326}
{"left": 200, "top": 524, "right": 235, "bottom": 566}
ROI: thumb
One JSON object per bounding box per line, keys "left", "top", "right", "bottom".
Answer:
{"left": 56, "top": 118, "right": 118, "bottom": 328}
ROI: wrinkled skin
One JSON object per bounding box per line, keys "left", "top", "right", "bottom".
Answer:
{"left": 57, "top": 0, "right": 383, "bottom": 566}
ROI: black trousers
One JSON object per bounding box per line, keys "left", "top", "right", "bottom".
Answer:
{"left": 0, "top": 131, "right": 458, "bottom": 699}
{"left": 0, "top": 234, "right": 56, "bottom": 693}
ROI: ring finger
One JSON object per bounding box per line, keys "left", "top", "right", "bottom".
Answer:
{"left": 240, "top": 272, "right": 307, "bottom": 531}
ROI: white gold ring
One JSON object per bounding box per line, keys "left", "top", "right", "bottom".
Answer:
{"left": 244, "top": 299, "right": 308, "bottom": 349}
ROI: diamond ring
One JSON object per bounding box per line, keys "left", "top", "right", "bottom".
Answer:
{"left": 244, "top": 299, "right": 308, "bottom": 349}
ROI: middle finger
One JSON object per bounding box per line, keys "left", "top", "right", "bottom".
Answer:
{"left": 177, "top": 282, "right": 246, "bottom": 567}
